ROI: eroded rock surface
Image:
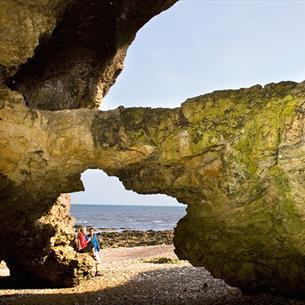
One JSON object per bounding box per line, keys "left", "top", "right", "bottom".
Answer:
{"left": 2, "top": 0, "right": 305, "bottom": 296}
{"left": 0, "top": 0, "right": 177, "bottom": 287}
{"left": 2, "top": 81, "right": 305, "bottom": 293}
{"left": 3, "top": 0, "right": 177, "bottom": 110}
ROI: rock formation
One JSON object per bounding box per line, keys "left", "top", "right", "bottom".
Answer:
{"left": 3, "top": 78, "right": 305, "bottom": 293}
{"left": 1, "top": 0, "right": 305, "bottom": 297}
{"left": 1, "top": 0, "right": 177, "bottom": 110}
{"left": 0, "top": 0, "right": 177, "bottom": 287}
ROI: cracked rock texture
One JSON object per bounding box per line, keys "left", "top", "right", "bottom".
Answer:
{"left": 0, "top": 0, "right": 177, "bottom": 287}
{"left": 2, "top": 80, "right": 305, "bottom": 293}
{"left": 3, "top": 0, "right": 177, "bottom": 110}
{"left": 2, "top": 0, "right": 305, "bottom": 296}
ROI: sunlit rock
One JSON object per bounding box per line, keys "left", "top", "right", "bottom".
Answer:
{"left": 2, "top": 80, "right": 305, "bottom": 293}
{"left": 2, "top": 0, "right": 305, "bottom": 295}
{"left": 0, "top": 0, "right": 177, "bottom": 286}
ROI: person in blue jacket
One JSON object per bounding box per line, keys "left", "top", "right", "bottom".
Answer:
{"left": 87, "top": 227, "right": 102, "bottom": 276}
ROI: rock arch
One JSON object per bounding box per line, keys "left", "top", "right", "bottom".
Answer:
{"left": 1, "top": 0, "right": 305, "bottom": 295}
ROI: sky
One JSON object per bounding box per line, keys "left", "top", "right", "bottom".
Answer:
{"left": 71, "top": 0, "right": 305, "bottom": 206}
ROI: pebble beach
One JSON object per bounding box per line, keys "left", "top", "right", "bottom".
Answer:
{"left": 1, "top": 244, "right": 305, "bottom": 305}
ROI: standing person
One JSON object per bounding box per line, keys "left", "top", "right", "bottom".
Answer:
{"left": 87, "top": 227, "right": 102, "bottom": 276}
{"left": 77, "top": 227, "right": 94, "bottom": 253}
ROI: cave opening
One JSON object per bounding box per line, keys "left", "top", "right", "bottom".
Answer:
{"left": 66, "top": 168, "right": 190, "bottom": 290}
{"left": 70, "top": 169, "right": 186, "bottom": 249}
{"left": 0, "top": 261, "right": 13, "bottom": 289}
{"left": 0, "top": 260, "right": 10, "bottom": 277}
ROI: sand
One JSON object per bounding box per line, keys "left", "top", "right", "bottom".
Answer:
{"left": 1, "top": 245, "right": 305, "bottom": 305}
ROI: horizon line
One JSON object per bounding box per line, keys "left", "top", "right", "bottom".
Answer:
{"left": 71, "top": 202, "right": 186, "bottom": 207}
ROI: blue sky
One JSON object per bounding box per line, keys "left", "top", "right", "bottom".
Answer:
{"left": 71, "top": 0, "right": 305, "bottom": 206}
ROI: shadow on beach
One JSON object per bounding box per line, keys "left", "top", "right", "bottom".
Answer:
{"left": 0, "top": 275, "right": 57, "bottom": 290}
{"left": 1, "top": 265, "right": 304, "bottom": 305}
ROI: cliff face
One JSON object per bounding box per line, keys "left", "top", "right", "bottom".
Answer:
{"left": 2, "top": 0, "right": 305, "bottom": 295}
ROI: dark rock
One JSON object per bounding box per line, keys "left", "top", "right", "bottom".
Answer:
{"left": 97, "top": 230, "right": 174, "bottom": 248}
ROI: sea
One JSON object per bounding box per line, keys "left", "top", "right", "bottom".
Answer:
{"left": 70, "top": 204, "right": 186, "bottom": 232}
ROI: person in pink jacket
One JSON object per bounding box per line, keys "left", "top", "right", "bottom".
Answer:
{"left": 77, "top": 227, "right": 102, "bottom": 277}
{"left": 77, "top": 227, "right": 93, "bottom": 253}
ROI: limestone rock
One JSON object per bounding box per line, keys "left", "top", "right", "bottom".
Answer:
{"left": 0, "top": 0, "right": 72, "bottom": 76}
{"left": 2, "top": 0, "right": 177, "bottom": 109}
{"left": 2, "top": 0, "right": 305, "bottom": 295}
{"left": 2, "top": 81, "right": 305, "bottom": 293}
{"left": 0, "top": 0, "right": 177, "bottom": 287}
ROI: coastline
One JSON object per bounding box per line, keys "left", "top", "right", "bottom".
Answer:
{"left": 74, "top": 225, "right": 174, "bottom": 248}
{"left": 97, "top": 229, "right": 174, "bottom": 248}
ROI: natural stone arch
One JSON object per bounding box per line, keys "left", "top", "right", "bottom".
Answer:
{"left": 0, "top": 0, "right": 178, "bottom": 287}
{"left": 2, "top": 0, "right": 305, "bottom": 296}
{"left": 3, "top": 81, "right": 305, "bottom": 293}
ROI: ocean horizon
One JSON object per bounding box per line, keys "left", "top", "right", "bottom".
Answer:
{"left": 71, "top": 203, "right": 184, "bottom": 207}
{"left": 70, "top": 204, "right": 186, "bottom": 232}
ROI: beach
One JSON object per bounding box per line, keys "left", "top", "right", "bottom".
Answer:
{"left": 1, "top": 244, "right": 305, "bottom": 305}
